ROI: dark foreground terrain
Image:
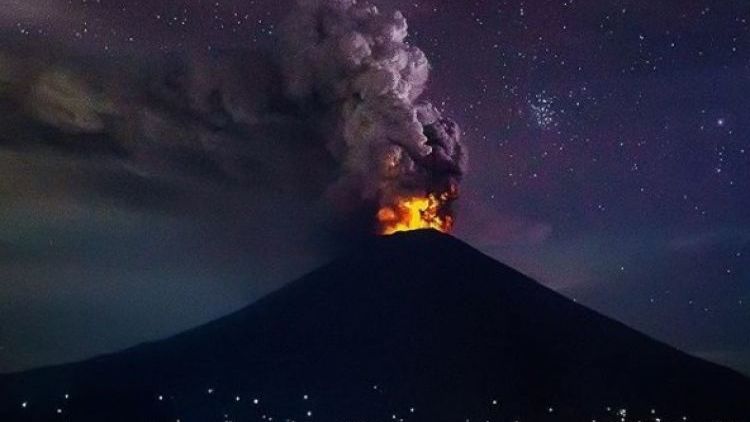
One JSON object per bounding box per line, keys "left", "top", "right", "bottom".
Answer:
{"left": 1, "top": 230, "right": 749, "bottom": 422}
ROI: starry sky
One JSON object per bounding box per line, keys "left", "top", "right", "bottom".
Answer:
{"left": 1, "top": 0, "right": 749, "bottom": 376}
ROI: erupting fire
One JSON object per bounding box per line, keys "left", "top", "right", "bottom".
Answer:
{"left": 377, "top": 189, "right": 456, "bottom": 235}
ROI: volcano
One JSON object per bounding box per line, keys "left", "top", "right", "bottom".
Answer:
{"left": 1, "top": 230, "right": 749, "bottom": 422}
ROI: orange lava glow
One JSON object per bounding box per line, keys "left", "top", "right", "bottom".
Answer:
{"left": 377, "top": 191, "right": 455, "bottom": 235}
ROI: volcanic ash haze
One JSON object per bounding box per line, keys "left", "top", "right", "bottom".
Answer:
{"left": 0, "top": 0, "right": 466, "bottom": 239}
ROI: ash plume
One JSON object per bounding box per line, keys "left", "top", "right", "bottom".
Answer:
{"left": 0, "top": 0, "right": 466, "bottom": 234}
{"left": 281, "top": 0, "right": 467, "bottom": 220}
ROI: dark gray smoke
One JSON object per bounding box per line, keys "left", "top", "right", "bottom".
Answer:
{"left": 281, "top": 0, "right": 466, "bottom": 216}
{"left": 0, "top": 0, "right": 466, "bottom": 232}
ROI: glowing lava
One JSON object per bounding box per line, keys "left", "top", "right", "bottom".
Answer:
{"left": 377, "top": 190, "right": 456, "bottom": 235}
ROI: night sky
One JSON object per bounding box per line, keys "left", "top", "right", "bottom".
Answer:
{"left": 1, "top": 0, "right": 749, "bottom": 377}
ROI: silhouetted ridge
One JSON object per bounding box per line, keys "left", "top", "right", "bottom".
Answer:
{"left": 2, "top": 230, "right": 749, "bottom": 422}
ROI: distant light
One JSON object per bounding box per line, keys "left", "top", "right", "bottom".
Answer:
{"left": 409, "top": 407, "right": 415, "bottom": 413}
{"left": 21, "top": 401, "right": 27, "bottom": 409}
{"left": 492, "top": 399, "right": 498, "bottom": 405}
{"left": 64, "top": 394, "right": 69, "bottom": 400}
{"left": 158, "top": 395, "right": 164, "bottom": 401}
{"left": 253, "top": 398, "right": 259, "bottom": 405}
{"left": 235, "top": 396, "right": 241, "bottom": 402}
{"left": 548, "top": 407, "right": 554, "bottom": 413}
{"left": 56, "top": 408, "right": 62, "bottom": 414}
{"left": 303, "top": 394, "right": 309, "bottom": 400}
{"left": 207, "top": 388, "right": 215, "bottom": 394}
{"left": 306, "top": 410, "right": 312, "bottom": 417}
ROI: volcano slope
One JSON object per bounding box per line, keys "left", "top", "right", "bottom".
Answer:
{"left": 1, "top": 230, "right": 749, "bottom": 422}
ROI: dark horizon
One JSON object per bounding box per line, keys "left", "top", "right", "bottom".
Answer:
{"left": 3, "top": 229, "right": 748, "bottom": 422}
{"left": 2, "top": 229, "right": 749, "bottom": 379}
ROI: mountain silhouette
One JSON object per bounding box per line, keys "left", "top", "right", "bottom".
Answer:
{"left": 1, "top": 230, "right": 749, "bottom": 422}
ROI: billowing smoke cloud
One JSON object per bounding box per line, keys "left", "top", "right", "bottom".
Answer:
{"left": 280, "top": 0, "right": 466, "bottom": 217}
{"left": 0, "top": 0, "right": 466, "bottom": 234}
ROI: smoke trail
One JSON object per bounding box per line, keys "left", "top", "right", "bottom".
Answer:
{"left": 0, "top": 0, "right": 466, "bottom": 234}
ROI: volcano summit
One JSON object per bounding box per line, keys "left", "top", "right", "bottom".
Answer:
{"left": 1, "top": 230, "right": 749, "bottom": 422}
